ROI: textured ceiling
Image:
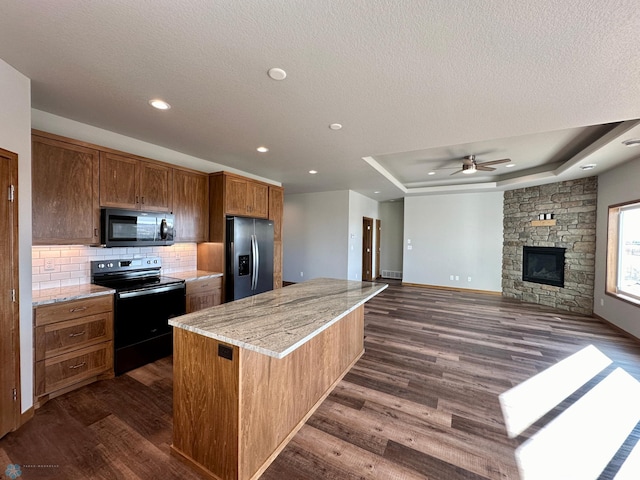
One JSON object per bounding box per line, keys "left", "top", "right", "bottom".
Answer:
{"left": 1, "top": 1, "right": 639, "bottom": 200}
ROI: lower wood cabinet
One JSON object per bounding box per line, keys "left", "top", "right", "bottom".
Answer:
{"left": 34, "top": 295, "right": 114, "bottom": 407}
{"left": 186, "top": 276, "right": 222, "bottom": 313}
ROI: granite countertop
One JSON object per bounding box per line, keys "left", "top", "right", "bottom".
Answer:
{"left": 168, "top": 270, "right": 223, "bottom": 282}
{"left": 32, "top": 284, "right": 115, "bottom": 307}
{"left": 169, "top": 278, "right": 388, "bottom": 359}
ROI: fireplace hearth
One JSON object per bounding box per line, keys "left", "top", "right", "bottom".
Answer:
{"left": 522, "top": 246, "right": 566, "bottom": 288}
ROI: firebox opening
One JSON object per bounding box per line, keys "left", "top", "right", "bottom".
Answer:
{"left": 522, "top": 246, "right": 566, "bottom": 288}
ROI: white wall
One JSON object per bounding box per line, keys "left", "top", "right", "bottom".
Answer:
{"left": 283, "top": 191, "right": 350, "bottom": 282}
{"left": 594, "top": 157, "right": 640, "bottom": 339}
{"left": 31, "top": 110, "right": 281, "bottom": 186}
{"left": 0, "top": 59, "right": 32, "bottom": 413}
{"left": 347, "top": 191, "right": 380, "bottom": 281}
{"left": 403, "top": 192, "right": 503, "bottom": 292}
{"left": 379, "top": 200, "right": 404, "bottom": 275}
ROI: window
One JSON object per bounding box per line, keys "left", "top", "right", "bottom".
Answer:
{"left": 607, "top": 200, "right": 640, "bottom": 305}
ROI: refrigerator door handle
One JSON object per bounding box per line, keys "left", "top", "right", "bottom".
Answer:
{"left": 251, "top": 234, "right": 258, "bottom": 290}
{"left": 254, "top": 234, "right": 260, "bottom": 289}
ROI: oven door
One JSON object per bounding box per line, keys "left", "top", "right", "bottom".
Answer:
{"left": 114, "top": 282, "right": 185, "bottom": 374}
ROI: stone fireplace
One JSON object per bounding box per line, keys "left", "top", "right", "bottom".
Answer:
{"left": 502, "top": 177, "right": 597, "bottom": 315}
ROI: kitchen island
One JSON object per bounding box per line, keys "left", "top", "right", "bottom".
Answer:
{"left": 169, "top": 278, "right": 387, "bottom": 480}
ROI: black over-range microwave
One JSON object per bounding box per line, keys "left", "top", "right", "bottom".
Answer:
{"left": 101, "top": 208, "right": 175, "bottom": 247}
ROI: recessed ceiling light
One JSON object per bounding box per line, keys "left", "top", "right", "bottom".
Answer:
{"left": 580, "top": 164, "right": 596, "bottom": 170}
{"left": 329, "top": 123, "right": 342, "bottom": 130}
{"left": 149, "top": 99, "right": 171, "bottom": 110}
{"left": 428, "top": 171, "right": 436, "bottom": 176}
{"left": 309, "top": 170, "right": 318, "bottom": 174}
{"left": 505, "top": 163, "right": 516, "bottom": 168}
{"left": 622, "top": 139, "right": 640, "bottom": 147}
{"left": 374, "top": 191, "right": 380, "bottom": 194}
{"left": 268, "top": 67, "right": 287, "bottom": 80}
{"left": 256, "top": 146, "right": 269, "bottom": 153}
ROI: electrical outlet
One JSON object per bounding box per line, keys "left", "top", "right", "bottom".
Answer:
{"left": 450, "top": 275, "right": 454, "bottom": 280}
{"left": 300, "top": 271, "right": 304, "bottom": 277}
{"left": 468, "top": 276, "right": 472, "bottom": 282}
{"left": 455, "top": 275, "right": 459, "bottom": 281}
{"left": 600, "top": 298, "right": 604, "bottom": 306}
{"left": 44, "top": 258, "right": 55, "bottom": 271}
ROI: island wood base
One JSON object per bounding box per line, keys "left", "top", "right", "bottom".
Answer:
{"left": 171, "top": 306, "right": 365, "bottom": 480}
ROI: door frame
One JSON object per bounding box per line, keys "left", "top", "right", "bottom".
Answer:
{"left": 362, "top": 217, "right": 373, "bottom": 282}
{"left": 375, "top": 219, "right": 381, "bottom": 279}
{"left": 0, "top": 147, "right": 20, "bottom": 438}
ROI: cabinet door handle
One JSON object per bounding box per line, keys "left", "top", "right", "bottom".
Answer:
{"left": 69, "top": 307, "right": 87, "bottom": 313}
{"left": 94, "top": 228, "right": 98, "bottom": 238}
{"left": 141, "top": 196, "right": 145, "bottom": 204}
{"left": 69, "top": 362, "right": 86, "bottom": 370}
{"left": 68, "top": 331, "right": 86, "bottom": 338}
{"left": 136, "top": 195, "right": 139, "bottom": 204}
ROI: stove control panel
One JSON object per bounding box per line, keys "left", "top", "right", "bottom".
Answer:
{"left": 90, "top": 257, "right": 163, "bottom": 274}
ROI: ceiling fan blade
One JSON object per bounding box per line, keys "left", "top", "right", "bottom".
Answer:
{"left": 476, "top": 165, "right": 496, "bottom": 171}
{"left": 476, "top": 157, "right": 511, "bottom": 167}
{"left": 450, "top": 169, "right": 463, "bottom": 176}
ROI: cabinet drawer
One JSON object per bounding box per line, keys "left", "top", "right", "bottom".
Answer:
{"left": 35, "top": 341, "right": 113, "bottom": 396}
{"left": 35, "top": 311, "right": 113, "bottom": 362}
{"left": 185, "top": 277, "right": 222, "bottom": 295}
{"left": 187, "top": 293, "right": 218, "bottom": 313}
{"left": 35, "top": 295, "right": 113, "bottom": 326}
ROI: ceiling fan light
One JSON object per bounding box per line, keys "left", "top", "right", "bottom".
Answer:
{"left": 462, "top": 164, "right": 477, "bottom": 174}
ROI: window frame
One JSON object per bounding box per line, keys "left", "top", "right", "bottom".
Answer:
{"left": 606, "top": 199, "right": 640, "bottom": 307}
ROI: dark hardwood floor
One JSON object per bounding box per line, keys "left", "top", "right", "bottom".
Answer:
{"left": 2, "top": 282, "right": 640, "bottom": 479}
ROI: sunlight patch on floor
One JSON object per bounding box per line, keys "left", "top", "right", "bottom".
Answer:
{"left": 615, "top": 439, "right": 640, "bottom": 479}
{"left": 500, "top": 344, "right": 640, "bottom": 479}
{"left": 515, "top": 367, "right": 640, "bottom": 479}
{"left": 499, "top": 345, "right": 612, "bottom": 438}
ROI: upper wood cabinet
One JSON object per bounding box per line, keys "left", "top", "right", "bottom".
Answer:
{"left": 99, "top": 152, "right": 172, "bottom": 212}
{"left": 32, "top": 134, "right": 100, "bottom": 245}
{"left": 172, "top": 169, "right": 209, "bottom": 242}
{"left": 224, "top": 174, "right": 268, "bottom": 218}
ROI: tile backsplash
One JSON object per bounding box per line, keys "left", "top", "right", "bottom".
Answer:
{"left": 32, "top": 243, "right": 198, "bottom": 291}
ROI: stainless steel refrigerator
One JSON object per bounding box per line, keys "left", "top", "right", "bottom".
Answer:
{"left": 225, "top": 216, "right": 275, "bottom": 302}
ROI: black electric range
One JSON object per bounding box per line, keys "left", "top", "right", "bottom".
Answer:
{"left": 91, "top": 257, "right": 186, "bottom": 375}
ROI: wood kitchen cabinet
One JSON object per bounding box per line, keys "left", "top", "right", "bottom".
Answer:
{"left": 34, "top": 295, "right": 114, "bottom": 408}
{"left": 172, "top": 169, "right": 209, "bottom": 242}
{"left": 224, "top": 173, "right": 268, "bottom": 218}
{"left": 100, "top": 151, "right": 172, "bottom": 212}
{"left": 207, "top": 172, "right": 271, "bottom": 242}
{"left": 269, "top": 186, "right": 284, "bottom": 289}
{"left": 185, "top": 276, "right": 222, "bottom": 313}
{"left": 201, "top": 172, "right": 283, "bottom": 291}
{"left": 32, "top": 132, "right": 101, "bottom": 245}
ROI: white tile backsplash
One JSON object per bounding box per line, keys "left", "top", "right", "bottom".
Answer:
{"left": 32, "top": 243, "right": 198, "bottom": 291}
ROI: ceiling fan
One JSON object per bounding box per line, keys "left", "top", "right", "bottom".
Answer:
{"left": 450, "top": 154, "right": 511, "bottom": 175}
